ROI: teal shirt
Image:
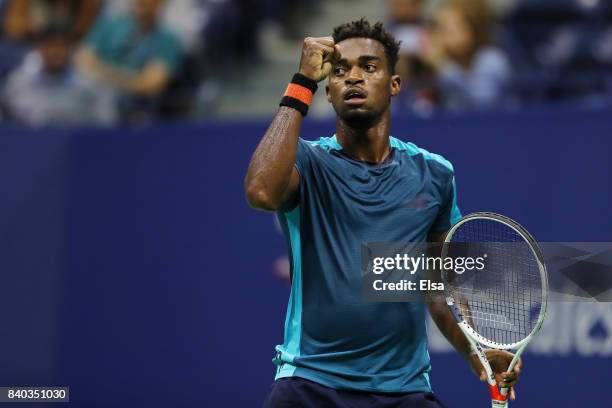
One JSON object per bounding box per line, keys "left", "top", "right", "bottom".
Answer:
{"left": 85, "top": 15, "right": 182, "bottom": 74}
{"left": 275, "top": 136, "right": 461, "bottom": 393}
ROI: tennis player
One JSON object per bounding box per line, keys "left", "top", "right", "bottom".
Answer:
{"left": 245, "top": 19, "right": 522, "bottom": 407}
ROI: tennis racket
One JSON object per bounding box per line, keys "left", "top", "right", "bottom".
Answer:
{"left": 441, "top": 212, "right": 548, "bottom": 408}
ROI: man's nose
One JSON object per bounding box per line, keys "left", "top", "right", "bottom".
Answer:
{"left": 345, "top": 67, "right": 364, "bottom": 85}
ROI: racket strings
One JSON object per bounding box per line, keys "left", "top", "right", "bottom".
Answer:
{"left": 445, "top": 219, "right": 543, "bottom": 346}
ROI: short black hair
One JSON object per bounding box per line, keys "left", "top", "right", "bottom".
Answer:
{"left": 38, "top": 23, "right": 73, "bottom": 42}
{"left": 332, "top": 18, "right": 401, "bottom": 74}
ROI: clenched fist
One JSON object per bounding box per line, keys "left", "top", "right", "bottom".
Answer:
{"left": 298, "top": 36, "right": 340, "bottom": 83}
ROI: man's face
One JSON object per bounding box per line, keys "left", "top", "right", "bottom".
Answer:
{"left": 134, "top": 0, "right": 163, "bottom": 26}
{"left": 40, "top": 36, "right": 71, "bottom": 74}
{"left": 326, "top": 38, "right": 401, "bottom": 125}
{"left": 436, "top": 7, "right": 475, "bottom": 59}
{"left": 388, "top": 0, "right": 423, "bottom": 24}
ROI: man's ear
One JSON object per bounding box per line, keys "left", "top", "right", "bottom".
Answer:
{"left": 390, "top": 74, "right": 401, "bottom": 97}
{"left": 326, "top": 85, "right": 331, "bottom": 103}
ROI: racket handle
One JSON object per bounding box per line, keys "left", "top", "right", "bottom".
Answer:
{"left": 489, "top": 384, "right": 508, "bottom": 408}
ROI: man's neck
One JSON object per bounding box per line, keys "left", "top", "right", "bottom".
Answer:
{"left": 335, "top": 111, "right": 391, "bottom": 164}
{"left": 137, "top": 19, "right": 156, "bottom": 33}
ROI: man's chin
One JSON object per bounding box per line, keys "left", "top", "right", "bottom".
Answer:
{"left": 338, "top": 107, "right": 380, "bottom": 127}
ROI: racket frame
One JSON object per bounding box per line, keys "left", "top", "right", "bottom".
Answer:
{"left": 441, "top": 212, "right": 549, "bottom": 407}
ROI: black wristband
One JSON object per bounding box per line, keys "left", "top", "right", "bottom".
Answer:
{"left": 291, "top": 73, "right": 318, "bottom": 94}
{"left": 280, "top": 96, "right": 310, "bottom": 117}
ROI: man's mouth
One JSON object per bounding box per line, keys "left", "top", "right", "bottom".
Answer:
{"left": 343, "top": 88, "right": 368, "bottom": 106}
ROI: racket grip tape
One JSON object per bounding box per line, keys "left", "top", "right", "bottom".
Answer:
{"left": 489, "top": 384, "right": 508, "bottom": 407}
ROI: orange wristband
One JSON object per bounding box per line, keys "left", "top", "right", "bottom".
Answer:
{"left": 284, "top": 83, "right": 314, "bottom": 105}
{"left": 279, "top": 73, "right": 318, "bottom": 116}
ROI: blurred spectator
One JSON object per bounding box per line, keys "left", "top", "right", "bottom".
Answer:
{"left": 504, "top": 0, "right": 612, "bottom": 104}
{"left": 75, "top": 0, "right": 183, "bottom": 121}
{"left": 3, "top": 0, "right": 101, "bottom": 41}
{"left": 386, "top": 0, "right": 437, "bottom": 113}
{"left": 1, "top": 24, "right": 115, "bottom": 126}
{"left": 203, "top": 0, "right": 264, "bottom": 66}
{"left": 103, "top": 0, "right": 208, "bottom": 52}
{"left": 388, "top": 0, "right": 425, "bottom": 57}
{"left": 420, "top": 0, "right": 512, "bottom": 111}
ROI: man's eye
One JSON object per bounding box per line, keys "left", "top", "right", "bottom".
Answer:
{"left": 334, "top": 67, "right": 346, "bottom": 75}
{"left": 364, "top": 64, "right": 376, "bottom": 72}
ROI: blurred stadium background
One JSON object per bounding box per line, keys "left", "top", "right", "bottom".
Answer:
{"left": 0, "top": 0, "right": 611, "bottom": 407}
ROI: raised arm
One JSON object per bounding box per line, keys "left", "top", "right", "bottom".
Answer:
{"left": 244, "top": 37, "right": 338, "bottom": 211}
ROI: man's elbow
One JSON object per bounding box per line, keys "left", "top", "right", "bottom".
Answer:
{"left": 245, "top": 185, "right": 281, "bottom": 211}
{"left": 131, "top": 79, "right": 167, "bottom": 97}
{"left": 74, "top": 48, "right": 92, "bottom": 69}
{"left": 427, "top": 297, "right": 449, "bottom": 317}
{"left": 132, "top": 63, "right": 172, "bottom": 96}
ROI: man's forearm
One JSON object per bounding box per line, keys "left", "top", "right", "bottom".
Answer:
{"left": 428, "top": 299, "right": 472, "bottom": 360}
{"left": 76, "top": 49, "right": 169, "bottom": 95}
{"left": 244, "top": 106, "right": 303, "bottom": 211}
{"left": 106, "top": 63, "right": 170, "bottom": 96}
{"left": 76, "top": 49, "right": 127, "bottom": 87}
{"left": 426, "top": 232, "right": 472, "bottom": 359}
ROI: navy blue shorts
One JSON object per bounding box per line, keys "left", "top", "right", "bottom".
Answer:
{"left": 263, "top": 377, "right": 447, "bottom": 408}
